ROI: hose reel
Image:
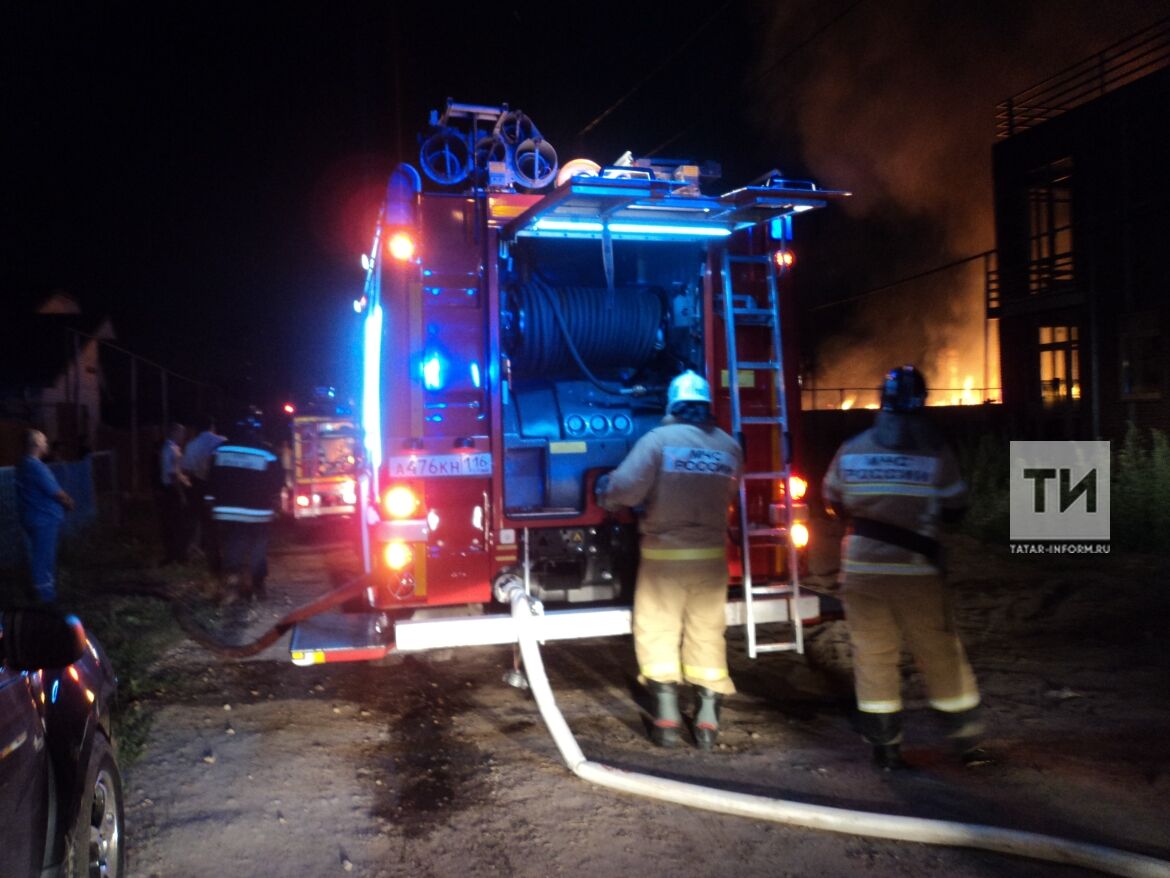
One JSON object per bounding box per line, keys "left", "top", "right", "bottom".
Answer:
{"left": 504, "top": 281, "right": 663, "bottom": 378}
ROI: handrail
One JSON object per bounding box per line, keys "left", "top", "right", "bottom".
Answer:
{"left": 996, "top": 17, "right": 1170, "bottom": 138}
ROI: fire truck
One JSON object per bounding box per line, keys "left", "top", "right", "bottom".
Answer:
{"left": 284, "top": 413, "right": 361, "bottom": 521}
{"left": 289, "top": 101, "right": 848, "bottom": 666}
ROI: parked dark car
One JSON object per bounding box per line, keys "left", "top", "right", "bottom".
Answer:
{"left": 0, "top": 607, "right": 123, "bottom": 877}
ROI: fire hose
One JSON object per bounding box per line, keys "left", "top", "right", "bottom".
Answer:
{"left": 111, "top": 575, "right": 371, "bottom": 659}
{"left": 503, "top": 583, "right": 1170, "bottom": 878}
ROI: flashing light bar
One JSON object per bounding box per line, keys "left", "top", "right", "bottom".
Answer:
{"left": 361, "top": 303, "right": 384, "bottom": 473}
{"left": 530, "top": 218, "right": 731, "bottom": 238}
{"left": 608, "top": 222, "right": 731, "bottom": 237}
{"left": 534, "top": 219, "right": 604, "bottom": 233}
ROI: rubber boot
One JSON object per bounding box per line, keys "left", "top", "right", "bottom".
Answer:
{"left": 938, "top": 706, "right": 991, "bottom": 767}
{"left": 859, "top": 710, "right": 908, "bottom": 771}
{"left": 646, "top": 681, "right": 682, "bottom": 748}
{"left": 693, "top": 687, "right": 723, "bottom": 751}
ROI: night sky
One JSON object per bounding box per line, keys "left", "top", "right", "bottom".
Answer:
{"left": 7, "top": 1, "right": 1166, "bottom": 406}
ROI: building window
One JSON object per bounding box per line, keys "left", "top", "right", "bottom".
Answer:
{"left": 1038, "top": 324, "right": 1080, "bottom": 405}
{"left": 1027, "top": 157, "right": 1074, "bottom": 294}
{"left": 1120, "top": 324, "right": 1162, "bottom": 400}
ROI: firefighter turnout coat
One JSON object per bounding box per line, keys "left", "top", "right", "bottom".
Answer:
{"left": 599, "top": 415, "right": 742, "bottom": 694}
{"left": 207, "top": 441, "right": 285, "bottom": 525}
{"left": 822, "top": 411, "right": 980, "bottom": 717}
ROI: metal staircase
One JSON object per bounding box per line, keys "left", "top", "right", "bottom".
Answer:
{"left": 719, "top": 250, "right": 804, "bottom": 659}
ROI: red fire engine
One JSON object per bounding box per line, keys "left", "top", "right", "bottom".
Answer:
{"left": 289, "top": 101, "right": 848, "bottom": 665}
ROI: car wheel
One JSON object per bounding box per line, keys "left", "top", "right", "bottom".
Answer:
{"left": 65, "top": 733, "right": 124, "bottom": 878}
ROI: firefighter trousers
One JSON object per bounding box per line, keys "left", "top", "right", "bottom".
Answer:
{"left": 632, "top": 554, "right": 736, "bottom": 695}
{"left": 842, "top": 572, "right": 979, "bottom": 715}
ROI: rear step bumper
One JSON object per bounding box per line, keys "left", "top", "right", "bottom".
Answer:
{"left": 290, "top": 591, "right": 821, "bottom": 664}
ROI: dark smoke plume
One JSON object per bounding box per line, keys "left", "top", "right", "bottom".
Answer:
{"left": 752, "top": 0, "right": 1165, "bottom": 402}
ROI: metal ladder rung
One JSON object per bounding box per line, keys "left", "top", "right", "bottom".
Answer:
{"left": 741, "top": 416, "right": 784, "bottom": 425}
{"left": 731, "top": 308, "right": 775, "bottom": 322}
{"left": 736, "top": 360, "right": 780, "bottom": 370}
{"left": 754, "top": 642, "right": 800, "bottom": 655}
{"left": 727, "top": 254, "right": 772, "bottom": 265}
{"left": 749, "top": 583, "right": 794, "bottom": 596}
{"left": 746, "top": 527, "right": 786, "bottom": 538}
{"left": 743, "top": 471, "right": 788, "bottom": 480}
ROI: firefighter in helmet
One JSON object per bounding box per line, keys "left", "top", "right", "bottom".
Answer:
{"left": 597, "top": 370, "right": 743, "bottom": 749}
{"left": 822, "top": 365, "right": 984, "bottom": 769}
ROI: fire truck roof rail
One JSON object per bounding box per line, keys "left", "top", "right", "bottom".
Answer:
{"left": 502, "top": 174, "right": 851, "bottom": 242}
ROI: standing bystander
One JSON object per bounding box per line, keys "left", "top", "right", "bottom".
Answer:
{"left": 181, "top": 415, "right": 226, "bottom": 573}
{"left": 14, "top": 429, "right": 74, "bottom": 603}
{"left": 158, "top": 422, "right": 191, "bottom": 565}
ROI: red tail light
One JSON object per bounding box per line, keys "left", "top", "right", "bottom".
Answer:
{"left": 788, "top": 474, "right": 808, "bottom": 502}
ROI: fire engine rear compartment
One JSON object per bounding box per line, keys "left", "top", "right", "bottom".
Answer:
{"left": 291, "top": 173, "right": 846, "bottom": 664}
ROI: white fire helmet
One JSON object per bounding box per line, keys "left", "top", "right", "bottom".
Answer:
{"left": 667, "top": 369, "right": 712, "bottom": 412}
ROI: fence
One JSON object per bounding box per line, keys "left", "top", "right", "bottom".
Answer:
{"left": 802, "top": 387, "right": 1003, "bottom": 411}
{"left": 0, "top": 451, "right": 118, "bottom": 568}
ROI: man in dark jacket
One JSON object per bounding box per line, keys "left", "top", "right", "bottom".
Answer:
{"left": 207, "top": 419, "right": 285, "bottom": 603}
{"left": 823, "top": 365, "right": 984, "bottom": 769}
{"left": 597, "top": 370, "right": 742, "bottom": 749}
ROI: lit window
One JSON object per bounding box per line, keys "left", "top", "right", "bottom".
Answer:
{"left": 1037, "top": 324, "right": 1080, "bottom": 405}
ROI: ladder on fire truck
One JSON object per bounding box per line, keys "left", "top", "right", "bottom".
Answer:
{"left": 720, "top": 249, "right": 804, "bottom": 659}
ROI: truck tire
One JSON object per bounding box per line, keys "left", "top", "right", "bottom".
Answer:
{"left": 64, "top": 732, "right": 125, "bottom": 878}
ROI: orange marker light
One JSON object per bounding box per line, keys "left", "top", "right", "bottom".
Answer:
{"left": 295, "top": 494, "right": 311, "bottom": 508}
{"left": 790, "top": 522, "right": 810, "bottom": 549}
{"left": 788, "top": 475, "right": 808, "bottom": 502}
{"left": 773, "top": 249, "right": 795, "bottom": 270}
{"left": 382, "top": 485, "right": 419, "bottom": 519}
{"left": 388, "top": 232, "right": 416, "bottom": 262}
{"left": 282, "top": 402, "right": 296, "bottom": 415}
{"left": 383, "top": 541, "right": 413, "bottom": 570}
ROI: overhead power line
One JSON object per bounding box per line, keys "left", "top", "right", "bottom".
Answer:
{"left": 646, "top": 0, "right": 868, "bottom": 157}
{"left": 808, "top": 250, "right": 994, "bottom": 312}
{"left": 577, "top": 1, "right": 733, "bottom": 138}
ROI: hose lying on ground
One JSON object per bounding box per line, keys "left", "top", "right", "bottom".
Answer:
{"left": 505, "top": 585, "right": 1170, "bottom": 878}
{"left": 103, "top": 575, "right": 369, "bottom": 659}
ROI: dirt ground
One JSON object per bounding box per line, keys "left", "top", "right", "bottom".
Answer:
{"left": 122, "top": 525, "right": 1170, "bottom": 878}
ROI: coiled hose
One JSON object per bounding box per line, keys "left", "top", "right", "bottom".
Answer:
{"left": 508, "top": 280, "right": 662, "bottom": 380}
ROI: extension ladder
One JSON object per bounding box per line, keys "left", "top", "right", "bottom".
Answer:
{"left": 719, "top": 250, "right": 804, "bottom": 659}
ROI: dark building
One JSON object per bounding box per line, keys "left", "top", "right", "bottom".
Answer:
{"left": 989, "top": 19, "right": 1170, "bottom": 439}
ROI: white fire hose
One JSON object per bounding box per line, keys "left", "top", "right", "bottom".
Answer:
{"left": 505, "top": 586, "right": 1170, "bottom": 878}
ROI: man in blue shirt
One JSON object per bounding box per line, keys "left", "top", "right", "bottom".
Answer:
{"left": 14, "top": 429, "right": 74, "bottom": 603}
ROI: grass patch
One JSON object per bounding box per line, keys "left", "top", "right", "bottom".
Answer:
{"left": 955, "top": 424, "right": 1170, "bottom": 554}
{"left": 1113, "top": 424, "right": 1170, "bottom": 553}
{"left": 956, "top": 432, "right": 1010, "bottom": 543}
